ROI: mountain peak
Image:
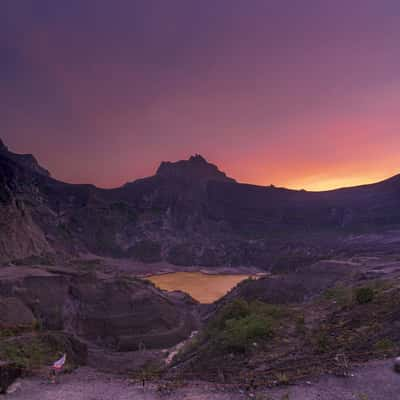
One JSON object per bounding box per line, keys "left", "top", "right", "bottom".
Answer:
{"left": 156, "top": 155, "right": 235, "bottom": 183}
{"left": 0, "top": 138, "right": 8, "bottom": 152}
{"left": 0, "top": 138, "right": 50, "bottom": 177}
{"left": 188, "top": 154, "right": 207, "bottom": 163}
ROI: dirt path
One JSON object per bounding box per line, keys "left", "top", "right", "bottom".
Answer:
{"left": 6, "top": 360, "right": 399, "bottom": 400}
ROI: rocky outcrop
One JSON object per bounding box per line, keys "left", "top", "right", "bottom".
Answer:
{"left": 0, "top": 266, "right": 198, "bottom": 351}
{"left": 216, "top": 260, "right": 359, "bottom": 307}
{"left": 0, "top": 139, "right": 50, "bottom": 177}
{"left": 0, "top": 204, "right": 52, "bottom": 264}
{"left": 0, "top": 362, "right": 21, "bottom": 394}
{"left": 2, "top": 138, "right": 400, "bottom": 269}
{"left": 0, "top": 152, "right": 53, "bottom": 263}
{"left": 394, "top": 357, "right": 400, "bottom": 373}
{"left": 68, "top": 275, "right": 198, "bottom": 350}
{"left": 156, "top": 154, "right": 235, "bottom": 184}
{"left": 0, "top": 297, "right": 35, "bottom": 327}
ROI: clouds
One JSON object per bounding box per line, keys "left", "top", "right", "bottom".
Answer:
{"left": 2, "top": 1, "right": 400, "bottom": 189}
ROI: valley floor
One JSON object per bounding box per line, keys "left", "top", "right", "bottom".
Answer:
{"left": 6, "top": 359, "right": 398, "bottom": 400}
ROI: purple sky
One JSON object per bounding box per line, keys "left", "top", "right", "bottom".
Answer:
{"left": 2, "top": 1, "right": 400, "bottom": 190}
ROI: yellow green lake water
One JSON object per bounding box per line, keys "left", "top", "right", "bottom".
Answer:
{"left": 147, "top": 271, "right": 251, "bottom": 303}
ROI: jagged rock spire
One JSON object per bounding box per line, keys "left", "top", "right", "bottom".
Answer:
{"left": 156, "top": 155, "right": 235, "bottom": 183}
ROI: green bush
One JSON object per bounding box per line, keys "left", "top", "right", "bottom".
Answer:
{"left": 206, "top": 298, "right": 280, "bottom": 353}
{"left": 0, "top": 339, "right": 50, "bottom": 369}
{"left": 355, "top": 287, "right": 374, "bottom": 304}
{"left": 221, "top": 314, "right": 273, "bottom": 352}
{"left": 212, "top": 298, "right": 250, "bottom": 329}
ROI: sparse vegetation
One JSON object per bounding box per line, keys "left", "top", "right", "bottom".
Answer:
{"left": 323, "top": 285, "right": 353, "bottom": 307}
{"left": 220, "top": 313, "right": 273, "bottom": 352}
{"left": 0, "top": 333, "right": 86, "bottom": 373}
{"left": 295, "top": 314, "right": 306, "bottom": 335}
{"left": 205, "top": 299, "right": 283, "bottom": 353}
{"left": 374, "top": 338, "right": 394, "bottom": 352}
{"left": 313, "top": 331, "right": 331, "bottom": 354}
{"left": 132, "top": 361, "right": 163, "bottom": 383}
{"left": 275, "top": 372, "right": 289, "bottom": 385}
{"left": 0, "top": 325, "right": 32, "bottom": 338}
{"left": 0, "top": 337, "right": 53, "bottom": 370}
{"left": 355, "top": 287, "right": 375, "bottom": 304}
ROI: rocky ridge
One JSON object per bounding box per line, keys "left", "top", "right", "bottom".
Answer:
{"left": 2, "top": 138, "right": 400, "bottom": 269}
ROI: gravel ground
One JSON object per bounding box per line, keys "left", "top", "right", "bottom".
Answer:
{"left": 5, "top": 360, "right": 399, "bottom": 400}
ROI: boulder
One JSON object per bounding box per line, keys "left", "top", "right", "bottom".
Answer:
{"left": 0, "top": 296, "right": 35, "bottom": 327}
{"left": 0, "top": 361, "right": 21, "bottom": 394}
{"left": 394, "top": 357, "right": 400, "bottom": 373}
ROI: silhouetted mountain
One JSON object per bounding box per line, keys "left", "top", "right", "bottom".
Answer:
{"left": 156, "top": 154, "right": 235, "bottom": 183}
{"left": 1, "top": 138, "right": 400, "bottom": 268}
{"left": 0, "top": 139, "right": 50, "bottom": 177}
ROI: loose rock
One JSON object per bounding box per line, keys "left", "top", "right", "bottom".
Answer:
{"left": 394, "top": 357, "right": 400, "bottom": 373}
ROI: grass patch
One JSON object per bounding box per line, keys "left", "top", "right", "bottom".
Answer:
{"left": 131, "top": 360, "right": 163, "bottom": 382}
{"left": 374, "top": 338, "right": 395, "bottom": 352}
{"left": 175, "top": 299, "right": 285, "bottom": 361}
{"left": 313, "top": 331, "right": 331, "bottom": 354}
{"left": 206, "top": 299, "right": 284, "bottom": 353}
{"left": 275, "top": 372, "right": 290, "bottom": 386}
{"left": 221, "top": 314, "right": 273, "bottom": 352}
{"left": 0, "top": 334, "right": 83, "bottom": 372}
{"left": 0, "top": 338, "right": 53, "bottom": 370}
{"left": 323, "top": 285, "right": 353, "bottom": 307}
{"left": 323, "top": 285, "right": 378, "bottom": 307}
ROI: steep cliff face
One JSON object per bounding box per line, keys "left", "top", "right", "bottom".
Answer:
{"left": 0, "top": 139, "right": 50, "bottom": 177}
{"left": 0, "top": 153, "right": 52, "bottom": 263}
{"left": 0, "top": 266, "right": 198, "bottom": 350}
{"left": 1, "top": 138, "right": 400, "bottom": 269}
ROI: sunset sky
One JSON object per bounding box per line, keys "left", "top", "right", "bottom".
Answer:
{"left": 2, "top": 1, "right": 400, "bottom": 191}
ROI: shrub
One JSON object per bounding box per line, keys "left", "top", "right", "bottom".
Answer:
{"left": 355, "top": 287, "right": 374, "bottom": 304}
{"left": 275, "top": 372, "right": 289, "bottom": 385}
{"left": 221, "top": 314, "right": 273, "bottom": 352}
{"left": 0, "top": 339, "right": 49, "bottom": 369}
{"left": 205, "top": 298, "right": 281, "bottom": 353}
{"left": 374, "top": 338, "right": 394, "bottom": 352}
{"left": 314, "top": 331, "right": 330, "bottom": 353}
{"left": 211, "top": 298, "right": 250, "bottom": 330}
{"left": 324, "top": 286, "right": 353, "bottom": 307}
{"left": 32, "top": 319, "right": 42, "bottom": 332}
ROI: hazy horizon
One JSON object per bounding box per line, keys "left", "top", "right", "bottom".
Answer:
{"left": 3, "top": 1, "right": 400, "bottom": 191}
{"left": 2, "top": 137, "right": 398, "bottom": 192}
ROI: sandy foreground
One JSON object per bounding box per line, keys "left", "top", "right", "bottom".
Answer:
{"left": 5, "top": 359, "right": 399, "bottom": 400}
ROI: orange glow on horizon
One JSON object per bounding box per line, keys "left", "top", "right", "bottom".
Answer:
{"left": 230, "top": 163, "right": 400, "bottom": 192}
{"left": 284, "top": 175, "right": 390, "bottom": 192}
